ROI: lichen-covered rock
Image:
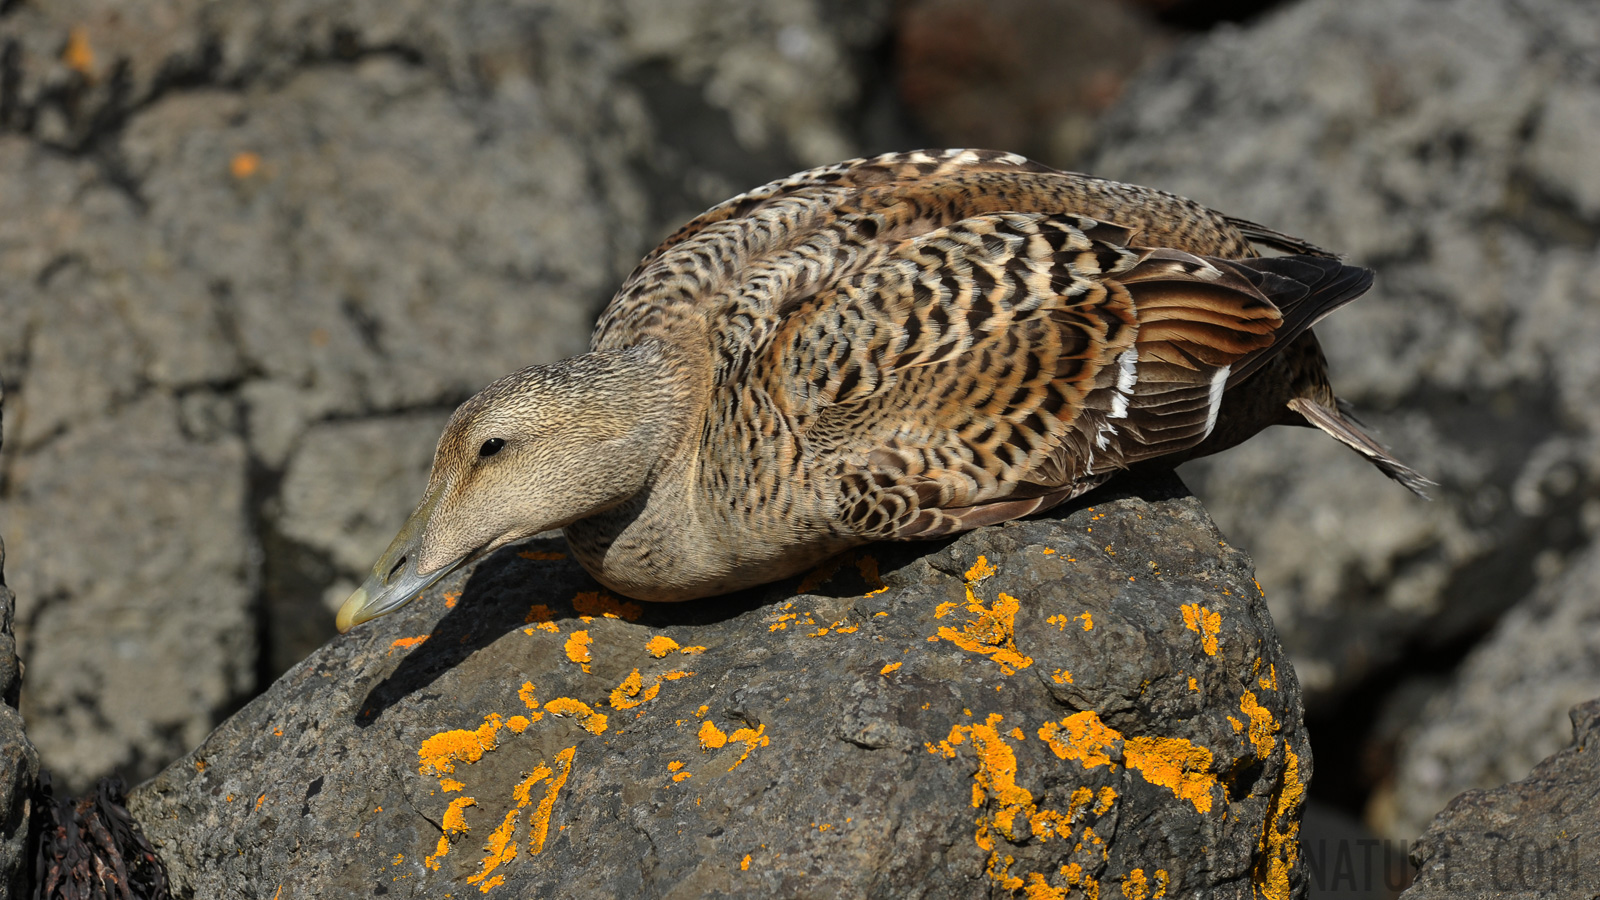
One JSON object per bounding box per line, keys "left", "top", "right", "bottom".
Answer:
{"left": 1401, "top": 698, "right": 1600, "bottom": 899}
{"left": 0, "top": 388, "right": 42, "bottom": 897}
{"left": 128, "top": 474, "right": 1313, "bottom": 899}
{"left": 0, "top": 0, "right": 898, "bottom": 791}
{"left": 1083, "top": 0, "right": 1600, "bottom": 709}
{"left": 1380, "top": 542, "right": 1600, "bottom": 840}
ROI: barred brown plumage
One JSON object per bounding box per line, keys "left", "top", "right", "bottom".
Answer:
{"left": 336, "top": 149, "right": 1428, "bottom": 630}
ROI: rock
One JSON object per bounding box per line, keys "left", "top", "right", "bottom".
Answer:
{"left": 0, "top": 0, "right": 900, "bottom": 791}
{"left": 895, "top": 0, "right": 1172, "bottom": 166}
{"left": 1378, "top": 541, "right": 1600, "bottom": 841}
{"left": 128, "top": 474, "right": 1315, "bottom": 899}
{"left": 1083, "top": 0, "right": 1600, "bottom": 709}
{"left": 3, "top": 394, "right": 254, "bottom": 787}
{"left": 1, "top": 387, "right": 43, "bottom": 898}
{"left": 1401, "top": 698, "right": 1600, "bottom": 899}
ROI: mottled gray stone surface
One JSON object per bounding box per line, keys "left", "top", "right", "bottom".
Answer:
{"left": 1381, "top": 542, "right": 1600, "bottom": 841}
{"left": 0, "top": 389, "right": 42, "bottom": 898}
{"left": 0, "top": 0, "right": 897, "bottom": 791}
{"left": 128, "top": 475, "right": 1315, "bottom": 899}
{"left": 1084, "top": 0, "right": 1600, "bottom": 709}
{"left": 1401, "top": 698, "right": 1600, "bottom": 900}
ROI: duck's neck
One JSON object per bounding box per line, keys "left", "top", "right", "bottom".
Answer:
{"left": 575, "top": 340, "right": 701, "bottom": 488}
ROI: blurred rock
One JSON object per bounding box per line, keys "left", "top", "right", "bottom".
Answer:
{"left": 129, "top": 475, "right": 1316, "bottom": 899}
{"left": 1401, "top": 698, "right": 1600, "bottom": 899}
{"left": 897, "top": 0, "right": 1172, "bottom": 166}
{"left": 1377, "top": 540, "right": 1600, "bottom": 841}
{"left": 4, "top": 394, "right": 254, "bottom": 785}
{"left": 1, "top": 388, "right": 42, "bottom": 898}
{"left": 0, "top": 0, "right": 898, "bottom": 791}
{"left": 1084, "top": 0, "right": 1600, "bottom": 709}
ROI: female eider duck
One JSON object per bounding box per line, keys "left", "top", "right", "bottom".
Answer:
{"left": 337, "top": 149, "right": 1427, "bottom": 632}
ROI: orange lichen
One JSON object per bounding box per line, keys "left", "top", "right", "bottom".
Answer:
{"left": 573, "top": 590, "right": 642, "bottom": 621}
{"left": 680, "top": 645, "right": 707, "bottom": 654}
{"left": 1181, "top": 603, "right": 1221, "bottom": 655}
{"left": 1123, "top": 736, "right": 1216, "bottom": 814}
{"left": 528, "top": 746, "right": 576, "bottom": 854}
{"left": 423, "top": 833, "right": 451, "bottom": 871}
{"left": 610, "top": 669, "right": 661, "bottom": 710}
{"left": 740, "top": 854, "right": 752, "bottom": 871}
{"left": 443, "top": 591, "right": 461, "bottom": 609}
{"left": 880, "top": 662, "right": 903, "bottom": 675}
{"left": 419, "top": 715, "right": 505, "bottom": 776}
{"left": 1039, "top": 711, "right": 1119, "bottom": 770}
{"left": 698, "top": 720, "right": 728, "bottom": 750}
{"left": 227, "top": 151, "right": 262, "bottom": 180}
{"left": 769, "top": 613, "right": 799, "bottom": 632}
{"left": 1254, "top": 745, "right": 1304, "bottom": 900}
{"left": 1258, "top": 664, "right": 1278, "bottom": 691}
{"left": 563, "top": 631, "right": 593, "bottom": 671}
{"left": 723, "top": 725, "right": 768, "bottom": 771}
{"left": 1077, "top": 612, "right": 1093, "bottom": 631}
{"left": 1051, "top": 668, "right": 1072, "bottom": 684}
{"left": 518, "top": 681, "right": 540, "bottom": 710}
{"left": 505, "top": 716, "right": 531, "bottom": 734}
{"left": 965, "top": 556, "right": 998, "bottom": 582}
{"left": 646, "top": 636, "right": 679, "bottom": 657}
{"left": 525, "top": 604, "right": 557, "bottom": 625}
{"left": 1239, "top": 692, "right": 1278, "bottom": 759}
{"left": 1094, "top": 786, "right": 1116, "bottom": 815}
{"left": 518, "top": 550, "right": 566, "bottom": 561}
{"left": 857, "top": 555, "right": 889, "bottom": 596}
{"left": 544, "top": 698, "right": 607, "bottom": 734}
{"left": 694, "top": 704, "right": 710, "bottom": 718}
{"left": 390, "top": 635, "right": 429, "bottom": 650}
{"left": 796, "top": 555, "right": 848, "bottom": 593}
{"left": 945, "top": 714, "right": 1109, "bottom": 893}
{"left": 1188, "top": 677, "right": 1199, "bottom": 691}
{"left": 440, "top": 796, "right": 477, "bottom": 835}
{"left": 63, "top": 26, "right": 96, "bottom": 77}
{"left": 440, "top": 778, "right": 466, "bottom": 793}
{"left": 933, "top": 589, "right": 1033, "bottom": 675}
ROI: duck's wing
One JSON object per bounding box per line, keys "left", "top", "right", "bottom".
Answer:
{"left": 596, "top": 150, "right": 1285, "bottom": 350}
{"left": 765, "top": 212, "right": 1373, "bottom": 540}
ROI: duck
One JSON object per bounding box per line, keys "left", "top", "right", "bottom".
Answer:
{"left": 336, "top": 149, "right": 1428, "bottom": 632}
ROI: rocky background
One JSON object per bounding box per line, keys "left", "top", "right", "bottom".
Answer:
{"left": 0, "top": 0, "right": 1597, "bottom": 895}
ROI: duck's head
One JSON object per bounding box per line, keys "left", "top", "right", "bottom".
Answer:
{"left": 336, "top": 346, "right": 682, "bottom": 632}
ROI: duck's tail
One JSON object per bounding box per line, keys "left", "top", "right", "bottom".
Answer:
{"left": 1288, "top": 396, "right": 1434, "bottom": 497}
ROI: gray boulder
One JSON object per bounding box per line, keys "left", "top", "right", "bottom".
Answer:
{"left": 1402, "top": 698, "right": 1600, "bottom": 899}
{"left": 128, "top": 474, "right": 1316, "bottom": 899}
{"left": 1380, "top": 540, "right": 1600, "bottom": 841}
{"left": 0, "top": 0, "right": 897, "bottom": 791}
{"left": 1, "top": 389, "right": 42, "bottom": 897}
{"left": 1084, "top": 0, "right": 1600, "bottom": 709}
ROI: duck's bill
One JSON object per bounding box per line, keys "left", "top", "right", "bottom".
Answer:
{"left": 337, "top": 490, "right": 461, "bottom": 633}
{"left": 336, "top": 552, "right": 459, "bottom": 633}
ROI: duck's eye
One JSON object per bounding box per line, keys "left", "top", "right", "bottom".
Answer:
{"left": 479, "top": 438, "right": 506, "bottom": 458}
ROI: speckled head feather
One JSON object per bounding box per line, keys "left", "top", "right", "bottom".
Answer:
{"left": 336, "top": 149, "right": 1427, "bottom": 630}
